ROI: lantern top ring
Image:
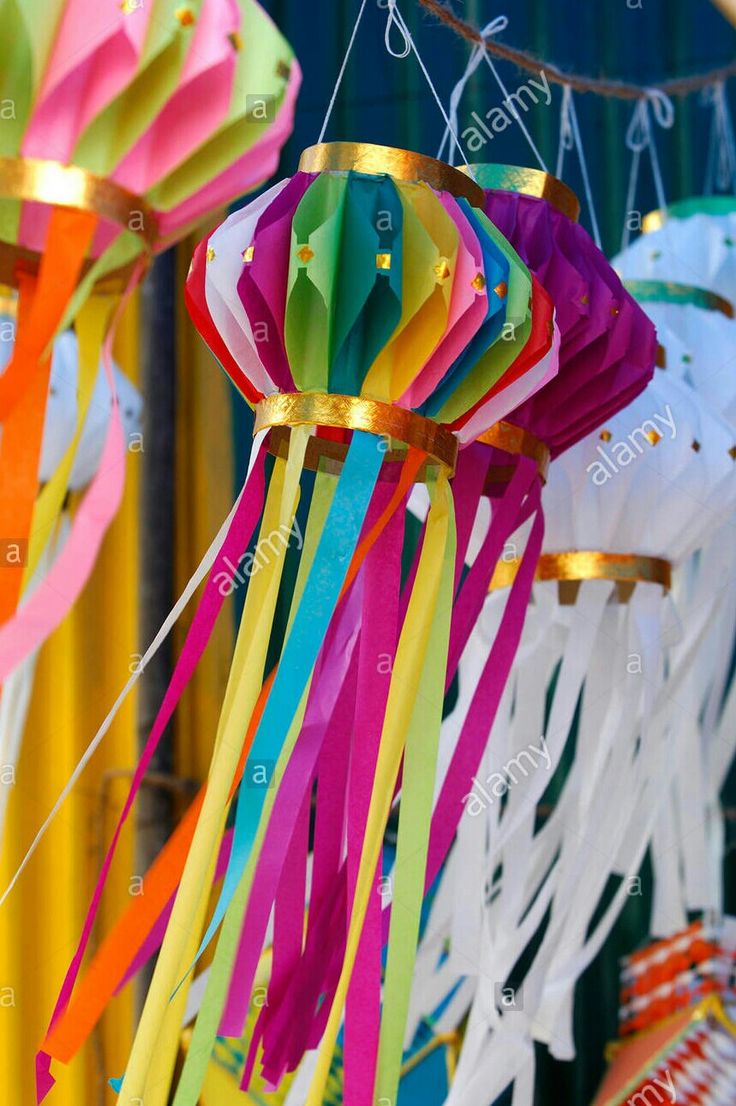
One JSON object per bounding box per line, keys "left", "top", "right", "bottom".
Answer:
{"left": 299, "top": 142, "right": 485, "bottom": 208}
{"left": 477, "top": 420, "right": 551, "bottom": 482}
{"left": 460, "top": 163, "right": 580, "bottom": 222}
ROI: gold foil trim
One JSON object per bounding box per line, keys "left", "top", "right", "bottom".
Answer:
{"left": 299, "top": 142, "right": 485, "bottom": 208}
{"left": 0, "top": 156, "right": 158, "bottom": 291}
{"left": 459, "top": 163, "right": 580, "bottom": 222}
{"left": 0, "top": 157, "right": 158, "bottom": 245}
{"left": 642, "top": 208, "right": 666, "bottom": 234}
{"left": 490, "top": 551, "right": 672, "bottom": 603}
{"left": 0, "top": 285, "right": 16, "bottom": 318}
{"left": 623, "top": 278, "right": 734, "bottom": 318}
{"left": 268, "top": 425, "right": 440, "bottom": 483}
{"left": 477, "top": 420, "right": 551, "bottom": 481}
{"left": 254, "top": 392, "right": 458, "bottom": 473}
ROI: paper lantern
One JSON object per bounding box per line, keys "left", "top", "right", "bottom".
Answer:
{"left": 0, "top": 0, "right": 299, "bottom": 683}
{"left": 405, "top": 164, "right": 657, "bottom": 904}
{"left": 37, "top": 142, "right": 559, "bottom": 1106}
{"left": 609, "top": 270, "right": 736, "bottom": 934}
{"left": 408, "top": 371, "right": 736, "bottom": 1106}
{"left": 0, "top": 298, "right": 142, "bottom": 843}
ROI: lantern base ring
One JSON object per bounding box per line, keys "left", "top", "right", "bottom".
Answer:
{"left": 490, "top": 550, "right": 672, "bottom": 604}
{"left": 254, "top": 392, "right": 459, "bottom": 474}
{"left": 477, "top": 420, "right": 551, "bottom": 482}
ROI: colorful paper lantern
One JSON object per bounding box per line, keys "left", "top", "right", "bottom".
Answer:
{"left": 405, "top": 164, "right": 657, "bottom": 908}
{"left": 38, "top": 142, "right": 559, "bottom": 1106}
{"left": 0, "top": 0, "right": 299, "bottom": 685}
{"left": 409, "top": 371, "right": 736, "bottom": 1106}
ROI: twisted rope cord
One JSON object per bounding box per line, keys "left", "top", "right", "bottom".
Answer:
{"left": 418, "top": 0, "right": 736, "bottom": 99}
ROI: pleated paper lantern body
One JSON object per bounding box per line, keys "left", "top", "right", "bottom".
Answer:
{"left": 0, "top": 0, "right": 299, "bottom": 695}
{"left": 0, "top": 311, "right": 142, "bottom": 843}
{"left": 402, "top": 165, "right": 657, "bottom": 935}
{"left": 37, "top": 144, "right": 558, "bottom": 1106}
{"left": 471, "top": 164, "right": 657, "bottom": 454}
{"left": 612, "top": 272, "right": 736, "bottom": 932}
{"left": 409, "top": 370, "right": 736, "bottom": 1106}
{"left": 613, "top": 197, "right": 736, "bottom": 304}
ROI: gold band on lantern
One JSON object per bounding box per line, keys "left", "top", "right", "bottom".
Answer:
{"left": 477, "top": 420, "right": 551, "bottom": 482}
{"left": 623, "top": 278, "right": 734, "bottom": 318}
{"left": 459, "top": 164, "right": 580, "bottom": 222}
{"left": 299, "top": 142, "right": 485, "bottom": 208}
{"left": 254, "top": 392, "right": 459, "bottom": 473}
{"left": 267, "top": 425, "right": 440, "bottom": 484}
{"left": 0, "top": 284, "right": 16, "bottom": 318}
{"left": 490, "top": 550, "right": 672, "bottom": 604}
{"left": 0, "top": 156, "right": 159, "bottom": 291}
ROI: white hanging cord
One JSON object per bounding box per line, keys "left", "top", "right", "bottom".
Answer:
{"left": 556, "top": 84, "right": 602, "bottom": 248}
{"left": 474, "top": 17, "right": 549, "bottom": 173}
{"left": 318, "top": 0, "right": 370, "bottom": 143}
{"left": 555, "top": 84, "right": 574, "bottom": 180}
{"left": 702, "top": 81, "right": 736, "bottom": 195}
{"left": 379, "top": 0, "right": 474, "bottom": 168}
{"left": 436, "top": 27, "right": 490, "bottom": 162}
{"left": 620, "top": 89, "right": 675, "bottom": 251}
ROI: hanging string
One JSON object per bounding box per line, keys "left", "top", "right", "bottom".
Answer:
{"left": 702, "top": 81, "right": 736, "bottom": 195}
{"left": 620, "top": 91, "right": 675, "bottom": 251}
{"left": 318, "top": 0, "right": 370, "bottom": 143}
{"left": 555, "top": 84, "right": 574, "bottom": 180}
{"left": 437, "top": 16, "right": 547, "bottom": 172}
{"left": 556, "top": 85, "right": 602, "bottom": 248}
{"left": 436, "top": 20, "right": 499, "bottom": 162}
{"left": 379, "top": 0, "right": 474, "bottom": 168}
{"left": 475, "top": 18, "right": 549, "bottom": 172}
{"left": 418, "top": 0, "right": 736, "bottom": 101}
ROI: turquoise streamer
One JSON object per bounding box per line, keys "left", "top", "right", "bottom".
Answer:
{"left": 174, "top": 430, "right": 384, "bottom": 985}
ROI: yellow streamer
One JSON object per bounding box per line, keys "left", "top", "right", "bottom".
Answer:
{"left": 306, "top": 468, "right": 454, "bottom": 1106}
{"left": 118, "top": 429, "right": 308, "bottom": 1102}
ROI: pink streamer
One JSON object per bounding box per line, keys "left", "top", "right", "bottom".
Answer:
{"left": 36, "top": 448, "right": 266, "bottom": 1103}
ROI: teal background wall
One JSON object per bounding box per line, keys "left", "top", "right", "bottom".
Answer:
{"left": 238, "top": 3, "right": 736, "bottom": 1101}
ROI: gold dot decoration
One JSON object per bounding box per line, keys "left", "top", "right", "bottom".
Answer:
{"left": 494, "top": 281, "right": 508, "bottom": 300}
{"left": 691, "top": 439, "right": 701, "bottom": 452}
{"left": 611, "top": 305, "right": 620, "bottom": 316}
{"left": 730, "top": 446, "right": 736, "bottom": 461}
{"left": 471, "top": 272, "right": 486, "bottom": 293}
{"left": 296, "top": 245, "right": 315, "bottom": 264}
{"left": 120, "top": 0, "right": 139, "bottom": 12}
{"left": 175, "top": 6, "right": 196, "bottom": 26}
{"left": 375, "top": 252, "right": 392, "bottom": 271}
{"left": 228, "top": 31, "right": 242, "bottom": 50}
{"left": 434, "top": 259, "right": 451, "bottom": 282}
{"left": 580, "top": 293, "right": 589, "bottom": 305}
{"left": 206, "top": 247, "right": 216, "bottom": 263}
{"left": 646, "top": 429, "right": 662, "bottom": 446}
{"left": 241, "top": 245, "right": 255, "bottom": 263}
{"left": 599, "top": 429, "right": 612, "bottom": 443}
{"left": 276, "top": 59, "right": 292, "bottom": 80}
